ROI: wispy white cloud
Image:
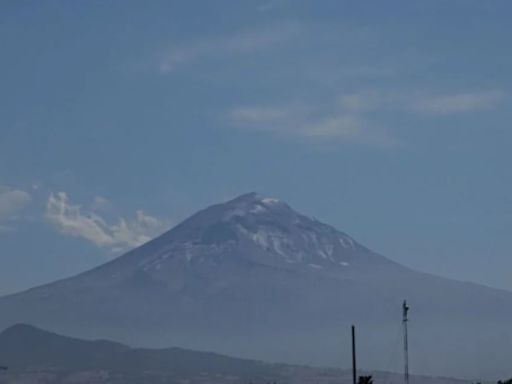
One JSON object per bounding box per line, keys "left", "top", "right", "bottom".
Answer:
{"left": 90, "top": 195, "right": 111, "bottom": 212}
{"left": 228, "top": 104, "right": 397, "bottom": 147}
{"left": 46, "top": 192, "right": 169, "bottom": 252}
{"left": 227, "top": 88, "right": 504, "bottom": 147}
{"left": 338, "top": 90, "right": 400, "bottom": 112}
{"left": 410, "top": 90, "right": 504, "bottom": 114}
{"left": 0, "top": 187, "right": 31, "bottom": 231}
{"left": 338, "top": 89, "right": 504, "bottom": 115}
{"left": 159, "top": 22, "right": 300, "bottom": 73}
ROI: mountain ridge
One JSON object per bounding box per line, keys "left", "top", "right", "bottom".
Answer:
{"left": 0, "top": 323, "right": 472, "bottom": 384}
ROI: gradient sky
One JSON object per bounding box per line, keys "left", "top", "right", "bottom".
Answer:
{"left": 1, "top": 1, "right": 511, "bottom": 295}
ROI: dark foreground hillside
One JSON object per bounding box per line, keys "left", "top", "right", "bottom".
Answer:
{"left": 0, "top": 324, "right": 470, "bottom": 384}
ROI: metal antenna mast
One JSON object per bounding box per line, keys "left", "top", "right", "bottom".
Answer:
{"left": 402, "top": 300, "right": 410, "bottom": 384}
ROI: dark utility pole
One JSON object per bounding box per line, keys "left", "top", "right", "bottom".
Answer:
{"left": 403, "top": 300, "right": 410, "bottom": 384}
{"left": 352, "top": 325, "right": 357, "bottom": 384}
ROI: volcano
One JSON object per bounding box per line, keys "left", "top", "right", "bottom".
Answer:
{"left": 0, "top": 193, "right": 511, "bottom": 379}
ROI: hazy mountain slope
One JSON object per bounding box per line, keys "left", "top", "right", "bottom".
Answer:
{"left": 0, "top": 193, "right": 511, "bottom": 379}
{"left": 0, "top": 324, "right": 285, "bottom": 384}
{"left": 0, "top": 324, "right": 470, "bottom": 384}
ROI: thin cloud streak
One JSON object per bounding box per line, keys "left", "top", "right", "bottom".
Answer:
{"left": 228, "top": 104, "right": 398, "bottom": 147}
{"left": 227, "top": 88, "right": 504, "bottom": 147}
{"left": 411, "top": 90, "right": 504, "bottom": 114}
{"left": 159, "top": 22, "right": 300, "bottom": 73}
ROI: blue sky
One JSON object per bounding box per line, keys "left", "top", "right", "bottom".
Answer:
{"left": 1, "top": 1, "right": 511, "bottom": 295}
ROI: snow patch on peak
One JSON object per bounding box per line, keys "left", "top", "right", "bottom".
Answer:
{"left": 250, "top": 204, "right": 267, "bottom": 214}
{"left": 339, "top": 235, "right": 356, "bottom": 250}
{"left": 224, "top": 208, "right": 247, "bottom": 219}
{"left": 224, "top": 193, "right": 284, "bottom": 217}
{"left": 261, "top": 197, "right": 280, "bottom": 205}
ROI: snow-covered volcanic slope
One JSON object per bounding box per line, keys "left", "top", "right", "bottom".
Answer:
{"left": 1, "top": 193, "right": 511, "bottom": 379}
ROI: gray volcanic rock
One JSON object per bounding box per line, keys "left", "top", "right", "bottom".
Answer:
{"left": 0, "top": 193, "right": 511, "bottom": 379}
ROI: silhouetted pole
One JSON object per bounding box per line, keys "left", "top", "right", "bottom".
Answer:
{"left": 352, "top": 325, "right": 357, "bottom": 384}
{"left": 403, "top": 300, "right": 410, "bottom": 384}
